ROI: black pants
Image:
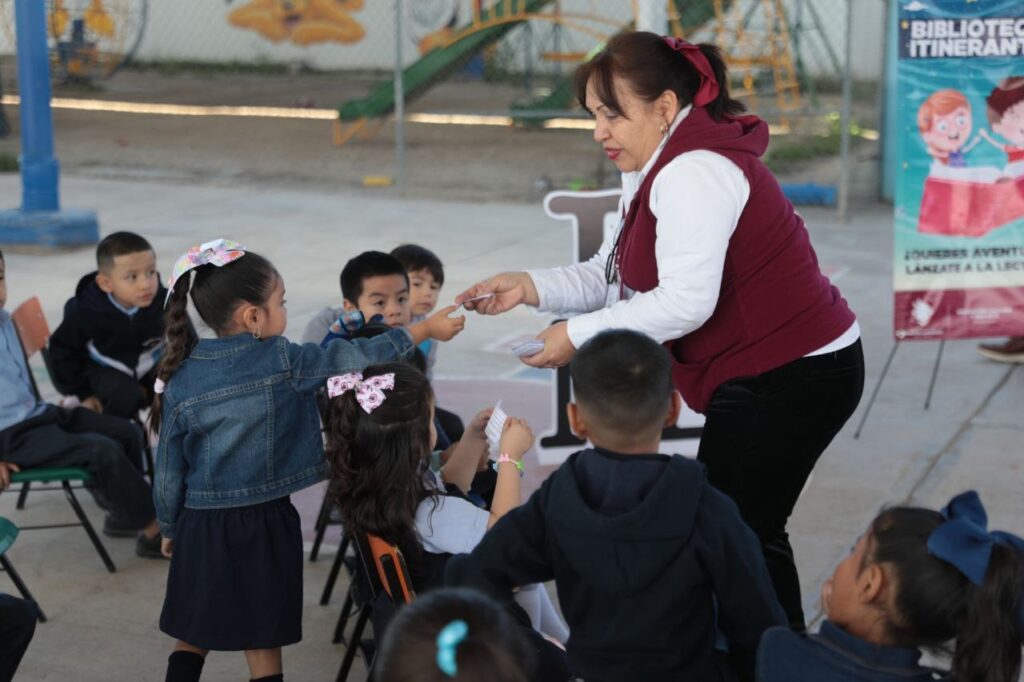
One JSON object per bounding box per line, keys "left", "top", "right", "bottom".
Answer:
{"left": 0, "top": 406, "right": 155, "bottom": 529}
{"left": 83, "top": 364, "right": 155, "bottom": 420}
{"left": 0, "top": 594, "right": 37, "bottom": 682}
{"left": 697, "top": 340, "right": 864, "bottom": 631}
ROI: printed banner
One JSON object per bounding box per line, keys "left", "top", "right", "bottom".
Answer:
{"left": 894, "top": 0, "right": 1024, "bottom": 340}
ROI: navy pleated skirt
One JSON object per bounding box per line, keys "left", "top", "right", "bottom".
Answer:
{"left": 159, "top": 496, "right": 303, "bottom": 650}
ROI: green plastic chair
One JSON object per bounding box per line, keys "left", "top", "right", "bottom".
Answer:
{"left": 0, "top": 516, "right": 46, "bottom": 622}
{"left": 2, "top": 469, "right": 116, "bottom": 573}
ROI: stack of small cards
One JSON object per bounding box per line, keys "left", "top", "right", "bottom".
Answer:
{"left": 485, "top": 401, "right": 508, "bottom": 450}
{"left": 511, "top": 340, "right": 544, "bottom": 357}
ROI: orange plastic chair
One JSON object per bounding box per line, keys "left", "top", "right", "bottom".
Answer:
{"left": 336, "top": 533, "right": 416, "bottom": 681}
{"left": 12, "top": 297, "right": 49, "bottom": 358}
{"left": 365, "top": 533, "right": 415, "bottom": 605}
{"left": 11, "top": 297, "right": 49, "bottom": 398}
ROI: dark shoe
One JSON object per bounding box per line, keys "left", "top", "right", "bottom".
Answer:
{"left": 978, "top": 337, "right": 1024, "bottom": 363}
{"left": 135, "top": 532, "right": 167, "bottom": 560}
{"left": 103, "top": 514, "right": 138, "bottom": 538}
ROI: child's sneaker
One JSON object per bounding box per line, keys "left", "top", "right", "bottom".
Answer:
{"left": 135, "top": 532, "right": 166, "bottom": 559}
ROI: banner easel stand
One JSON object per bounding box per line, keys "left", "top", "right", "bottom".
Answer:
{"left": 854, "top": 339, "right": 946, "bottom": 439}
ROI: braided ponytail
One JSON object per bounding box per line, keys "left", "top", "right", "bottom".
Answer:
{"left": 148, "top": 272, "right": 198, "bottom": 434}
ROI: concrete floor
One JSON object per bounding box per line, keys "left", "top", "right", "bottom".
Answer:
{"left": 1, "top": 174, "right": 1022, "bottom": 680}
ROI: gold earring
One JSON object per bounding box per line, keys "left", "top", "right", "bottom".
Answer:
{"left": 660, "top": 122, "right": 669, "bottom": 135}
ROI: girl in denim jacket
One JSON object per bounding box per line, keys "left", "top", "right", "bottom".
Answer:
{"left": 148, "top": 241, "right": 463, "bottom": 682}
{"left": 756, "top": 490, "right": 1024, "bottom": 682}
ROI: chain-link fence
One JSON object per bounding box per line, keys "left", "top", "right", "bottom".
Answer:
{"left": 0, "top": 1, "right": 886, "bottom": 204}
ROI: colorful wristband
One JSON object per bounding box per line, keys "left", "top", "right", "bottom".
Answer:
{"left": 497, "top": 453, "right": 524, "bottom": 477}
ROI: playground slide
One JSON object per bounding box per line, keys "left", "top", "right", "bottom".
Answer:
{"left": 338, "top": 0, "right": 555, "bottom": 123}
{"left": 338, "top": 0, "right": 727, "bottom": 127}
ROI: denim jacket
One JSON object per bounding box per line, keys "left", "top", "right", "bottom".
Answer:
{"left": 756, "top": 621, "right": 949, "bottom": 682}
{"left": 154, "top": 328, "right": 414, "bottom": 539}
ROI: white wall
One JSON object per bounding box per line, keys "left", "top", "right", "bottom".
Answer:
{"left": 0, "top": 0, "right": 885, "bottom": 79}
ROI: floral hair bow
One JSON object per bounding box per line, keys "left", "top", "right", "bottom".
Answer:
{"left": 326, "top": 372, "right": 395, "bottom": 414}
{"left": 662, "top": 37, "right": 720, "bottom": 107}
{"left": 928, "top": 490, "right": 1024, "bottom": 636}
{"left": 165, "top": 239, "right": 247, "bottom": 304}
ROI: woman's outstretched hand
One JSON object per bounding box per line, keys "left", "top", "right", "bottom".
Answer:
{"left": 520, "top": 321, "right": 577, "bottom": 369}
{"left": 455, "top": 272, "right": 539, "bottom": 315}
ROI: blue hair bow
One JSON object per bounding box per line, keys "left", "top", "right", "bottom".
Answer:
{"left": 928, "top": 490, "right": 1024, "bottom": 636}
{"left": 436, "top": 619, "right": 468, "bottom": 677}
{"left": 928, "top": 490, "right": 1024, "bottom": 585}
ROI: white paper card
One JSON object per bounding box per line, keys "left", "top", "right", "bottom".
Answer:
{"left": 485, "top": 401, "right": 508, "bottom": 449}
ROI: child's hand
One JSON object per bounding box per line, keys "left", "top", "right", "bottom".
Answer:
{"left": 426, "top": 305, "right": 466, "bottom": 341}
{"left": 161, "top": 538, "right": 174, "bottom": 558}
{"left": 499, "top": 417, "right": 534, "bottom": 460}
{"left": 466, "top": 408, "right": 493, "bottom": 443}
{"left": 0, "top": 461, "right": 20, "bottom": 491}
{"left": 82, "top": 396, "right": 104, "bottom": 413}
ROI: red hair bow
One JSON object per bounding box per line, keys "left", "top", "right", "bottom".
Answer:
{"left": 662, "top": 37, "right": 719, "bottom": 108}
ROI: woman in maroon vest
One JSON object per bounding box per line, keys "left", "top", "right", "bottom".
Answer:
{"left": 457, "top": 31, "right": 864, "bottom": 631}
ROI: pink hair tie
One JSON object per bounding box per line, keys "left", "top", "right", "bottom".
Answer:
{"left": 662, "top": 37, "right": 720, "bottom": 108}
{"left": 153, "top": 378, "right": 166, "bottom": 395}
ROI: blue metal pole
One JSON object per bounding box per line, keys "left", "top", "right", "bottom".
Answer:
{"left": 14, "top": 0, "right": 60, "bottom": 211}
{"left": 0, "top": 0, "right": 98, "bottom": 248}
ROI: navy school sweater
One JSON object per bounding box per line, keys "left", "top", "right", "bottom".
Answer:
{"left": 48, "top": 272, "right": 166, "bottom": 398}
{"left": 445, "top": 447, "right": 787, "bottom": 682}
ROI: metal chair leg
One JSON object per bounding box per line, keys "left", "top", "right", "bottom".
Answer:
{"left": 321, "top": 543, "right": 347, "bottom": 606}
{"left": 310, "top": 493, "right": 332, "bottom": 562}
{"left": 333, "top": 583, "right": 355, "bottom": 644}
{"left": 62, "top": 482, "right": 116, "bottom": 573}
{"left": 336, "top": 603, "right": 371, "bottom": 682}
{"left": 1, "top": 555, "right": 46, "bottom": 623}
{"left": 16, "top": 482, "right": 30, "bottom": 510}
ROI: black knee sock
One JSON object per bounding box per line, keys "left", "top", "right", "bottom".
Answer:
{"left": 166, "top": 651, "right": 205, "bottom": 682}
{"left": 250, "top": 675, "right": 283, "bottom": 682}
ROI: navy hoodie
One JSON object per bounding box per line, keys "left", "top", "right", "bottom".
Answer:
{"left": 446, "top": 448, "right": 787, "bottom": 682}
{"left": 757, "top": 621, "right": 949, "bottom": 682}
{"left": 48, "top": 272, "right": 166, "bottom": 398}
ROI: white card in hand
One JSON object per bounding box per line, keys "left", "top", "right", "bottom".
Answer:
{"left": 458, "top": 293, "right": 495, "bottom": 309}
{"left": 485, "top": 401, "right": 508, "bottom": 449}
{"left": 511, "top": 340, "right": 545, "bottom": 357}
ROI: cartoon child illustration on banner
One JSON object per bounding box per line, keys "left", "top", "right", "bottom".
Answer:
{"left": 916, "top": 82, "right": 1024, "bottom": 238}
{"left": 980, "top": 77, "right": 1024, "bottom": 174}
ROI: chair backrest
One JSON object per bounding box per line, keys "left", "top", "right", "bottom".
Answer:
{"left": 0, "top": 516, "right": 19, "bottom": 556}
{"left": 543, "top": 189, "right": 623, "bottom": 263}
{"left": 12, "top": 297, "right": 50, "bottom": 359}
{"left": 362, "top": 533, "right": 415, "bottom": 605}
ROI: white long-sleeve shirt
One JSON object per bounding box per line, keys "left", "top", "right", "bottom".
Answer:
{"left": 529, "top": 106, "right": 859, "bottom": 353}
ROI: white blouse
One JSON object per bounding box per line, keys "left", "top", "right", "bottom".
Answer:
{"left": 528, "top": 106, "right": 859, "bottom": 353}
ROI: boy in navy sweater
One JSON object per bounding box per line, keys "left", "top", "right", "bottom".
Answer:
{"left": 49, "top": 232, "right": 166, "bottom": 418}
{"left": 446, "top": 330, "right": 786, "bottom": 682}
